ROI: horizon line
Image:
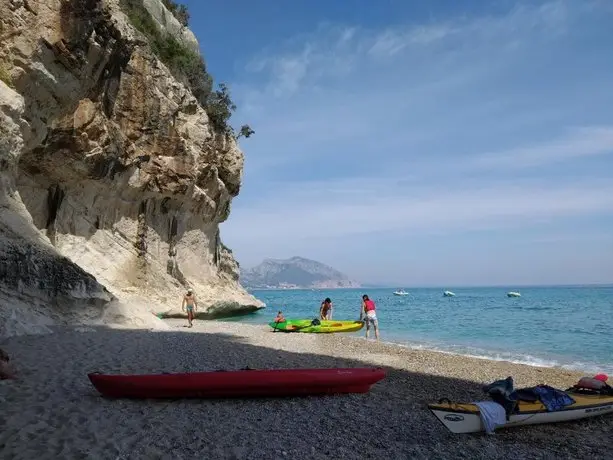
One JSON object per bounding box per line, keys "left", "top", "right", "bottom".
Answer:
{"left": 247, "top": 283, "right": 613, "bottom": 290}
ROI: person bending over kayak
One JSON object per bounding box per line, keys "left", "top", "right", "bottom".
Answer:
{"left": 182, "top": 288, "right": 197, "bottom": 328}
{"left": 360, "top": 294, "right": 379, "bottom": 341}
{"left": 320, "top": 297, "right": 333, "bottom": 320}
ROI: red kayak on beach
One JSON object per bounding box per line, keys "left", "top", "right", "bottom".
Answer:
{"left": 88, "top": 367, "right": 386, "bottom": 399}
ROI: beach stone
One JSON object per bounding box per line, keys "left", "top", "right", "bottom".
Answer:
{"left": 1, "top": 322, "right": 611, "bottom": 459}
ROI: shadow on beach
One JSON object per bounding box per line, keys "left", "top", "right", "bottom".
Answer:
{"left": 1, "top": 325, "right": 612, "bottom": 460}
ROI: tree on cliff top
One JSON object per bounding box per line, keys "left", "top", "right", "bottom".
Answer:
{"left": 237, "top": 125, "right": 255, "bottom": 139}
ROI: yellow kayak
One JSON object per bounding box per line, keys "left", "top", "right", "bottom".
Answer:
{"left": 429, "top": 392, "right": 613, "bottom": 433}
{"left": 269, "top": 319, "right": 364, "bottom": 333}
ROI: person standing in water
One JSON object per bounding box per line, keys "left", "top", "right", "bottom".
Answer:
{"left": 360, "top": 294, "right": 380, "bottom": 340}
{"left": 182, "top": 288, "right": 197, "bottom": 328}
{"left": 320, "top": 297, "right": 333, "bottom": 320}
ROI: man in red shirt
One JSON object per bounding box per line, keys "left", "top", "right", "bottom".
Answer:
{"left": 360, "top": 294, "right": 380, "bottom": 340}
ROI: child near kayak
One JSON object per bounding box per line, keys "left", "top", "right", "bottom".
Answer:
{"left": 360, "top": 294, "right": 380, "bottom": 341}
{"left": 274, "top": 311, "right": 286, "bottom": 323}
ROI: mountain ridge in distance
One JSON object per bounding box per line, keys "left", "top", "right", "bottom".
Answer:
{"left": 240, "top": 256, "right": 362, "bottom": 289}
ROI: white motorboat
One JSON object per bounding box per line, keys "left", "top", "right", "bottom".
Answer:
{"left": 507, "top": 291, "right": 521, "bottom": 298}
{"left": 393, "top": 289, "right": 409, "bottom": 296}
{"left": 443, "top": 290, "right": 456, "bottom": 297}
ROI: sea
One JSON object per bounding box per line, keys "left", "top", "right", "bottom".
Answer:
{"left": 218, "top": 286, "right": 613, "bottom": 374}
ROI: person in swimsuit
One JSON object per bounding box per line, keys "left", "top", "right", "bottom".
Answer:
{"left": 182, "top": 288, "right": 197, "bottom": 328}
{"left": 320, "top": 297, "right": 333, "bottom": 320}
{"left": 360, "top": 294, "right": 380, "bottom": 340}
{"left": 274, "top": 311, "right": 286, "bottom": 323}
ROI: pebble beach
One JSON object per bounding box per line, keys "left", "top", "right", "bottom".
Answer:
{"left": 1, "top": 320, "right": 612, "bottom": 460}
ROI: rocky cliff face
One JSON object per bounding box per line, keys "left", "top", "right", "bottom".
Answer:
{"left": 0, "top": 0, "right": 263, "bottom": 337}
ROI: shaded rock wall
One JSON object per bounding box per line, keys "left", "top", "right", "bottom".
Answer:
{"left": 0, "top": 0, "right": 263, "bottom": 337}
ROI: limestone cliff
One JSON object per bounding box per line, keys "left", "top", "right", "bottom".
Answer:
{"left": 0, "top": 0, "right": 264, "bottom": 337}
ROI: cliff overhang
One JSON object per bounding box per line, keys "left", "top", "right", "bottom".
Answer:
{"left": 0, "top": 0, "right": 264, "bottom": 338}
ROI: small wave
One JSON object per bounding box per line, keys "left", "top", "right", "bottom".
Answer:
{"left": 508, "top": 306, "right": 558, "bottom": 311}
{"left": 352, "top": 336, "right": 613, "bottom": 374}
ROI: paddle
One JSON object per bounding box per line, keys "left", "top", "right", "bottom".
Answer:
{"left": 271, "top": 320, "right": 298, "bottom": 332}
{"left": 284, "top": 318, "right": 321, "bottom": 332}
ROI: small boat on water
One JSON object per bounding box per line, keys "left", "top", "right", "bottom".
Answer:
{"left": 89, "top": 367, "right": 386, "bottom": 399}
{"left": 269, "top": 319, "right": 364, "bottom": 333}
{"left": 507, "top": 291, "right": 521, "bottom": 297}
{"left": 443, "top": 290, "right": 456, "bottom": 297}
{"left": 393, "top": 289, "right": 409, "bottom": 296}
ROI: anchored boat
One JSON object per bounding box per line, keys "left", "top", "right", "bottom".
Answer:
{"left": 507, "top": 291, "right": 521, "bottom": 297}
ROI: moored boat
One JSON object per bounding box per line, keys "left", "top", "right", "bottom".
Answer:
{"left": 507, "top": 291, "right": 521, "bottom": 297}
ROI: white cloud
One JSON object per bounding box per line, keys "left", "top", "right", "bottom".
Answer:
{"left": 367, "top": 24, "right": 456, "bottom": 57}
{"left": 242, "top": 0, "right": 573, "bottom": 97}
{"left": 471, "top": 126, "right": 613, "bottom": 170}
{"left": 231, "top": 0, "right": 613, "bottom": 178}
{"left": 244, "top": 25, "right": 360, "bottom": 99}
{"left": 526, "top": 231, "right": 613, "bottom": 244}
{"left": 224, "top": 0, "right": 613, "bottom": 281}
{"left": 224, "top": 178, "right": 613, "bottom": 242}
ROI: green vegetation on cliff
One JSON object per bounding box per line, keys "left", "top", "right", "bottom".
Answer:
{"left": 120, "top": 0, "right": 253, "bottom": 139}
{"left": 161, "top": 0, "right": 189, "bottom": 26}
{"left": 0, "top": 63, "right": 14, "bottom": 88}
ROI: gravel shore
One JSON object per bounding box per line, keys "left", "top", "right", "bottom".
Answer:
{"left": 1, "top": 320, "right": 611, "bottom": 459}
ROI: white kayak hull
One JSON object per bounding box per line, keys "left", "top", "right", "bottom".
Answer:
{"left": 429, "top": 398, "right": 613, "bottom": 434}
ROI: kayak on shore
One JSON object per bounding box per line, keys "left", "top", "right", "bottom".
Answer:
{"left": 428, "top": 375, "right": 613, "bottom": 433}
{"left": 88, "top": 367, "right": 386, "bottom": 399}
{"left": 429, "top": 392, "right": 613, "bottom": 433}
{"left": 269, "top": 319, "right": 364, "bottom": 333}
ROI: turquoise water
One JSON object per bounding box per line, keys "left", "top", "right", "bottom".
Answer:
{"left": 220, "top": 286, "right": 613, "bottom": 374}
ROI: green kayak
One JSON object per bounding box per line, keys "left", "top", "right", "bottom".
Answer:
{"left": 269, "top": 319, "right": 364, "bottom": 333}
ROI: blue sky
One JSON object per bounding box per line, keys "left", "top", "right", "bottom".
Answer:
{"left": 181, "top": 0, "right": 613, "bottom": 286}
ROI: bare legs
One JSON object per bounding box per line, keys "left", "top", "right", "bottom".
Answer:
{"left": 365, "top": 320, "right": 380, "bottom": 341}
